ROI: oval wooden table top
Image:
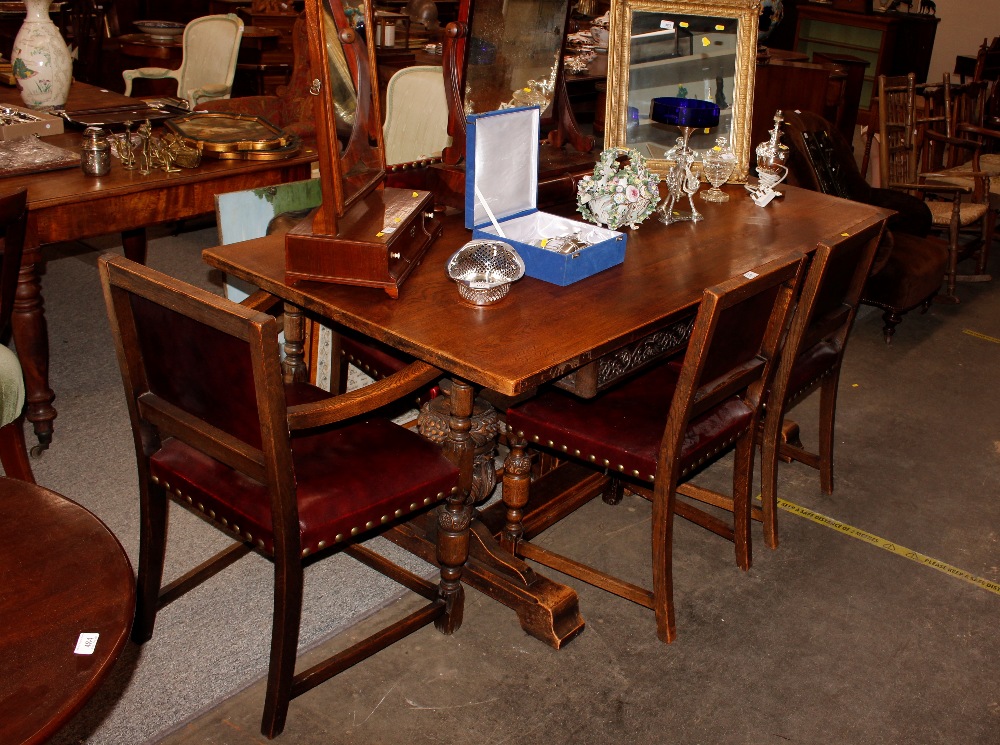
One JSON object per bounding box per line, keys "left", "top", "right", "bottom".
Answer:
{"left": 0, "top": 478, "right": 134, "bottom": 745}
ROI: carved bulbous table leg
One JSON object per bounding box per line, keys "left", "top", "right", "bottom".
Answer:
{"left": 417, "top": 390, "right": 500, "bottom": 504}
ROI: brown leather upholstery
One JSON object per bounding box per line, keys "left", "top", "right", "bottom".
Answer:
{"left": 502, "top": 254, "right": 804, "bottom": 644}
{"left": 99, "top": 254, "right": 465, "bottom": 739}
{"left": 782, "top": 110, "right": 948, "bottom": 342}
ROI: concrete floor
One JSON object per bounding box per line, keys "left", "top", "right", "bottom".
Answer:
{"left": 158, "top": 264, "right": 1000, "bottom": 745}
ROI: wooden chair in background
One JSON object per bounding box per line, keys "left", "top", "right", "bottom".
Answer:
{"left": 0, "top": 189, "right": 33, "bottom": 483}
{"left": 878, "top": 73, "right": 995, "bottom": 303}
{"left": 501, "top": 255, "right": 804, "bottom": 643}
{"left": 99, "top": 254, "right": 467, "bottom": 738}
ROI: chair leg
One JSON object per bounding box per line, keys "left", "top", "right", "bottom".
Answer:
{"left": 435, "top": 493, "right": 469, "bottom": 636}
{"left": 881, "top": 309, "right": 903, "bottom": 344}
{"left": 817, "top": 373, "right": 840, "bottom": 495}
{"left": 760, "top": 413, "right": 784, "bottom": 551}
{"left": 731, "top": 434, "right": 755, "bottom": 571}
{"left": 133, "top": 477, "right": 169, "bottom": 643}
{"left": 974, "top": 209, "right": 996, "bottom": 275}
{"left": 0, "top": 417, "right": 35, "bottom": 483}
{"left": 603, "top": 476, "right": 626, "bottom": 505}
{"left": 261, "top": 555, "right": 305, "bottom": 739}
{"left": 650, "top": 484, "right": 677, "bottom": 644}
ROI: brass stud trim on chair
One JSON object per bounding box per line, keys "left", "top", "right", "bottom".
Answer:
{"left": 161, "top": 477, "right": 453, "bottom": 559}
{"left": 518, "top": 427, "right": 743, "bottom": 485}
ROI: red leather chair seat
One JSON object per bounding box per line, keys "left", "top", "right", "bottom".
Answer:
{"left": 786, "top": 340, "right": 840, "bottom": 402}
{"left": 150, "top": 384, "right": 458, "bottom": 556}
{"left": 507, "top": 361, "right": 754, "bottom": 483}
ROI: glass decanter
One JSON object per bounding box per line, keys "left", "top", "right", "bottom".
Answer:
{"left": 701, "top": 137, "right": 737, "bottom": 202}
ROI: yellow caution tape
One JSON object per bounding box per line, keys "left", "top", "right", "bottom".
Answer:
{"left": 963, "top": 329, "right": 1000, "bottom": 345}
{"left": 778, "top": 498, "right": 1000, "bottom": 597}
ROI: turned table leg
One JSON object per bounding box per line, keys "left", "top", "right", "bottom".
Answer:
{"left": 280, "top": 302, "right": 308, "bottom": 383}
{"left": 12, "top": 253, "right": 54, "bottom": 454}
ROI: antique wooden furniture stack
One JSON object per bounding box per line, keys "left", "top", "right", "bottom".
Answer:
{"left": 877, "top": 72, "right": 995, "bottom": 302}
{"left": 99, "top": 253, "right": 469, "bottom": 738}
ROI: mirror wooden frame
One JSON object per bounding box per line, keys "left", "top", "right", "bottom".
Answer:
{"left": 304, "top": 0, "right": 384, "bottom": 230}
{"left": 604, "top": 0, "right": 760, "bottom": 181}
{"left": 440, "top": 0, "right": 592, "bottom": 166}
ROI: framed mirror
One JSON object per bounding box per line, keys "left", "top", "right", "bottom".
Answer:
{"left": 463, "top": 0, "right": 569, "bottom": 115}
{"left": 441, "top": 0, "right": 588, "bottom": 165}
{"left": 604, "top": 0, "right": 759, "bottom": 181}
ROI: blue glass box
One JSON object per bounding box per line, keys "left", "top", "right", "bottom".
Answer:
{"left": 464, "top": 106, "right": 626, "bottom": 286}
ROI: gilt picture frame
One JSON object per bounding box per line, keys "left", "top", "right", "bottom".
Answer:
{"left": 605, "top": 0, "right": 760, "bottom": 181}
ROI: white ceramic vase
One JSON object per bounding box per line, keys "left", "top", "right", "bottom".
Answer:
{"left": 11, "top": 0, "right": 73, "bottom": 109}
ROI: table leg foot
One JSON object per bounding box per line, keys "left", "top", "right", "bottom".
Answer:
{"left": 387, "top": 516, "right": 585, "bottom": 649}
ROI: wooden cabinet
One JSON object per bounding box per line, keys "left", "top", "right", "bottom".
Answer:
{"left": 793, "top": 5, "right": 938, "bottom": 113}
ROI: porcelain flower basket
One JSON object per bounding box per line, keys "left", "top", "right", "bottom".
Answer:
{"left": 577, "top": 148, "right": 661, "bottom": 230}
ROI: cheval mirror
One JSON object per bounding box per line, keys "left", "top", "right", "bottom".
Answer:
{"left": 285, "top": 0, "right": 442, "bottom": 297}
{"left": 605, "top": 0, "right": 759, "bottom": 181}
{"left": 426, "top": 0, "right": 598, "bottom": 209}
{"left": 440, "top": 0, "right": 594, "bottom": 165}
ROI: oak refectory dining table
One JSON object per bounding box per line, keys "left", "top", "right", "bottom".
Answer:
{"left": 0, "top": 81, "right": 317, "bottom": 452}
{"left": 203, "top": 183, "right": 889, "bottom": 647}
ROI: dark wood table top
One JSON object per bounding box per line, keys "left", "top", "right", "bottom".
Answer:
{"left": 0, "top": 478, "right": 134, "bottom": 745}
{"left": 204, "top": 184, "right": 888, "bottom": 396}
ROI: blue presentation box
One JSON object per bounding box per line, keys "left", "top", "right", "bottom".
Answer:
{"left": 464, "top": 106, "right": 626, "bottom": 286}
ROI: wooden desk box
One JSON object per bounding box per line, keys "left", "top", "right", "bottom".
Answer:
{"left": 285, "top": 187, "right": 442, "bottom": 297}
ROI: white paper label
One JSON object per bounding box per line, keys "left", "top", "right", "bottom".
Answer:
{"left": 74, "top": 632, "right": 99, "bottom": 655}
{"left": 752, "top": 190, "right": 778, "bottom": 208}
{"left": 660, "top": 20, "right": 674, "bottom": 31}
{"left": 743, "top": 271, "right": 759, "bottom": 279}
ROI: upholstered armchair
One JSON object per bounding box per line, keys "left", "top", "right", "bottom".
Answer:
{"left": 782, "top": 110, "right": 949, "bottom": 342}
{"left": 197, "top": 13, "right": 315, "bottom": 142}
{"left": 123, "top": 14, "right": 244, "bottom": 109}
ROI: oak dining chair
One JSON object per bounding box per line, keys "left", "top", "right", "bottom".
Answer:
{"left": 759, "top": 216, "right": 886, "bottom": 548}
{"left": 501, "top": 254, "right": 804, "bottom": 643}
{"left": 99, "top": 253, "right": 467, "bottom": 738}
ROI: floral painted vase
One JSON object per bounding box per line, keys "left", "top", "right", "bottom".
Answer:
{"left": 11, "top": 0, "right": 73, "bottom": 109}
{"left": 577, "top": 148, "right": 661, "bottom": 230}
